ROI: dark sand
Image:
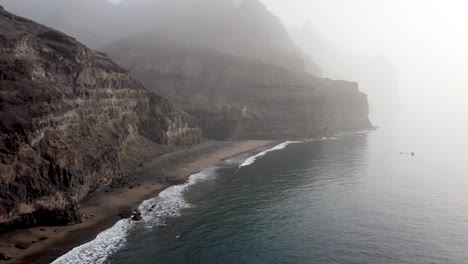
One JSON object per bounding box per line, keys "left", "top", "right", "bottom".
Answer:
{"left": 0, "top": 140, "right": 275, "bottom": 264}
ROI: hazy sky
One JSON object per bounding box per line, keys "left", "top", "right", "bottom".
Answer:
{"left": 261, "top": 0, "right": 468, "bottom": 116}
{"left": 107, "top": 0, "right": 467, "bottom": 117}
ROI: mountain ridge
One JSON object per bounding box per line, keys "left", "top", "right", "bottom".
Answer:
{"left": 0, "top": 0, "right": 322, "bottom": 75}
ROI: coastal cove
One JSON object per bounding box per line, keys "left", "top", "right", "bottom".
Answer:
{"left": 0, "top": 140, "right": 276, "bottom": 264}
{"left": 51, "top": 121, "right": 468, "bottom": 264}
{"left": 1, "top": 1, "right": 467, "bottom": 264}
{"left": 0, "top": 4, "right": 372, "bottom": 241}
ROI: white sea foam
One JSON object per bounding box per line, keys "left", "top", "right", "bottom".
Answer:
{"left": 238, "top": 134, "right": 363, "bottom": 169}
{"left": 335, "top": 129, "right": 374, "bottom": 137}
{"left": 139, "top": 167, "right": 218, "bottom": 228}
{"left": 223, "top": 157, "right": 246, "bottom": 166}
{"left": 239, "top": 141, "right": 302, "bottom": 168}
{"left": 51, "top": 219, "right": 132, "bottom": 264}
{"left": 52, "top": 167, "right": 218, "bottom": 264}
{"left": 52, "top": 135, "right": 359, "bottom": 263}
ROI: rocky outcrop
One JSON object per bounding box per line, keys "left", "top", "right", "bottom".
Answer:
{"left": 104, "top": 35, "right": 372, "bottom": 140}
{"left": 0, "top": 8, "right": 201, "bottom": 232}
{"left": 0, "top": 251, "right": 12, "bottom": 261}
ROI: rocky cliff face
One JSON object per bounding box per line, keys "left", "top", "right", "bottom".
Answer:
{"left": 289, "top": 23, "right": 401, "bottom": 123}
{"left": 105, "top": 35, "right": 372, "bottom": 140}
{"left": 0, "top": 7, "right": 201, "bottom": 231}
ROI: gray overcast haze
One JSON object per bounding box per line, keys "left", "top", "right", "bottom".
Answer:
{"left": 114, "top": 0, "right": 468, "bottom": 121}
{"left": 258, "top": 0, "right": 468, "bottom": 118}
{"left": 260, "top": 0, "right": 467, "bottom": 121}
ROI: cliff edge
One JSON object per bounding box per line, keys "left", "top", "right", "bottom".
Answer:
{"left": 104, "top": 34, "right": 372, "bottom": 140}
{"left": 0, "top": 8, "right": 201, "bottom": 232}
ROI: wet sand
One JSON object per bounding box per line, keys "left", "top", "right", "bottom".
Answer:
{"left": 0, "top": 140, "right": 275, "bottom": 264}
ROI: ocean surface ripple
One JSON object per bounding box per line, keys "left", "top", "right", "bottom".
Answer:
{"left": 56, "top": 125, "right": 468, "bottom": 264}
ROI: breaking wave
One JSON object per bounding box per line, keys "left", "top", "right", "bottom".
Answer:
{"left": 239, "top": 141, "right": 302, "bottom": 168}
{"left": 52, "top": 167, "right": 218, "bottom": 264}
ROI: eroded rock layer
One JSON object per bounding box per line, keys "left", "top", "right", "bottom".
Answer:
{"left": 0, "top": 7, "right": 201, "bottom": 231}
{"left": 105, "top": 35, "right": 372, "bottom": 140}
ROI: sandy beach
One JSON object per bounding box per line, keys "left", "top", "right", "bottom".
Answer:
{"left": 0, "top": 140, "right": 275, "bottom": 264}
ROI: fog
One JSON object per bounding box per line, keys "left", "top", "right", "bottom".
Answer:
{"left": 3, "top": 0, "right": 467, "bottom": 125}
{"left": 262, "top": 0, "right": 468, "bottom": 124}
{"left": 106, "top": 0, "right": 467, "bottom": 125}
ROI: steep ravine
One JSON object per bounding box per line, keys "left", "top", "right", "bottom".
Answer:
{"left": 0, "top": 7, "right": 201, "bottom": 232}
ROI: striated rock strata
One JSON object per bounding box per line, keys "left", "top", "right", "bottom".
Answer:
{"left": 0, "top": 7, "right": 201, "bottom": 232}
{"left": 105, "top": 35, "right": 372, "bottom": 140}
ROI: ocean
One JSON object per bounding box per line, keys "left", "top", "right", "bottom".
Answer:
{"left": 52, "top": 114, "right": 468, "bottom": 264}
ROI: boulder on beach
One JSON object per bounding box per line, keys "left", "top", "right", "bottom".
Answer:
{"left": 132, "top": 210, "right": 143, "bottom": 221}
{"left": 118, "top": 210, "right": 133, "bottom": 219}
{"left": 0, "top": 251, "right": 12, "bottom": 261}
{"left": 14, "top": 242, "right": 32, "bottom": 250}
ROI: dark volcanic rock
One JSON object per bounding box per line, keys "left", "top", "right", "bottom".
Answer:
{"left": 105, "top": 35, "right": 372, "bottom": 140}
{"left": 131, "top": 210, "right": 143, "bottom": 221}
{"left": 0, "top": 251, "right": 12, "bottom": 261}
{"left": 118, "top": 210, "right": 132, "bottom": 219}
{"left": 132, "top": 214, "right": 143, "bottom": 221}
{"left": 3, "top": 204, "right": 83, "bottom": 231}
{"left": 0, "top": 8, "right": 201, "bottom": 232}
{"left": 14, "top": 242, "right": 32, "bottom": 250}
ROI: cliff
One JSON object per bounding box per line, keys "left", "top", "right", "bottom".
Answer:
{"left": 0, "top": 0, "right": 321, "bottom": 75}
{"left": 115, "top": 0, "right": 321, "bottom": 75}
{"left": 289, "top": 23, "right": 401, "bottom": 123}
{"left": 0, "top": 0, "right": 117, "bottom": 48}
{"left": 104, "top": 35, "right": 372, "bottom": 140}
{"left": 0, "top": 7, "right": 201, "bottom": 231}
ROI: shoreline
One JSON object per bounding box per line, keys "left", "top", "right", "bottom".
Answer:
{"left": 0, "top": 140, "right": 276, "bottom": 264}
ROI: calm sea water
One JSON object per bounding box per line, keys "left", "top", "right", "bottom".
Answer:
{"left": 54, "top": 115, "right": 468, "bottom": 264}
